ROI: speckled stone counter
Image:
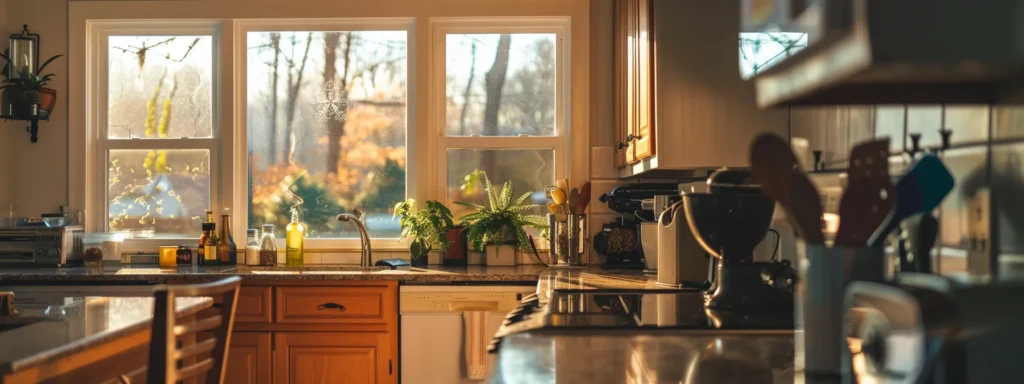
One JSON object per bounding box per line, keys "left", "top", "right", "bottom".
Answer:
{"left": 0, "top": 264, "right": 666, "bottom": 289}
{"left": 0, "top": 264, "right": 549, "bottom": 284}
{"left": 0, "top": 291, "right": 211, "bottom": 376}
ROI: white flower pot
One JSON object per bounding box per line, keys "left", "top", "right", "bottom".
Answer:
{"left": 485, "top": 245, "right": 517, "bottom": 266}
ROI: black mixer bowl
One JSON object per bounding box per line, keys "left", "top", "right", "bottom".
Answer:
{"left": 681, "top": 192, "right": 774, "bottom": 261}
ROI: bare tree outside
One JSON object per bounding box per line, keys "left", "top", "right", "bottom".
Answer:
{"left": 444, "top": 33, "right": 557, "bottom": 217}
{"left": 247, "top": 31, "right": 407, "bottom": 238}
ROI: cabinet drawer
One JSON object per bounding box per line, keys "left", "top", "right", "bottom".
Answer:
{"left": 276, "top": 286, "right": 387, "bottom": 324}
{"left": 201, "top": 285, "right": 272, "bottom": 323}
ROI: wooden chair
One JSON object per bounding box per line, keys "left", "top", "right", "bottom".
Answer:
{"left": 120, "top": 276, "right": 242, "bottom": 384}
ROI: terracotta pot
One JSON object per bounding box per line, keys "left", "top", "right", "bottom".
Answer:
{"left": 39, "top": 88, "right": 56, "bottom": 116}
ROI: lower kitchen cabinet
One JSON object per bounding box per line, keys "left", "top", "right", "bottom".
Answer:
{"left": 225, "top": 332, "right": 273, "bottom": 384}
{"left": 274, "top": 332, "right": 394, "bottom": 384}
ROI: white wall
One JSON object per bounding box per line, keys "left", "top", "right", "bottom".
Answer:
{"left": 1, "top": 0, "right": 67, "bottom": 217}
{"left": 1, "top": 0, "right": 591, "bottom": 223}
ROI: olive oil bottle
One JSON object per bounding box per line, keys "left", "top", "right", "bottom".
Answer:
{"left": 285, "top": 208, "right": 305, "bottom": 267}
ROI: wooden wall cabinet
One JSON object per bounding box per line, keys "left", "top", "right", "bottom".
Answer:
{"left": 612, "top": 0, "right": 789, "bottom": 176}
{"left": 614, "top": 0, "right": 655, "bottom": 166}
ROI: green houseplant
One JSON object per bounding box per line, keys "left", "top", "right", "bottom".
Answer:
{"left": 455, "top": 174, "right": 546, "bottom": 266}
{"left": 0, "top": 53, "right": 62, "bottom": 116}
{"left": 393, "top": 199, "right": 455, "bottom": 267}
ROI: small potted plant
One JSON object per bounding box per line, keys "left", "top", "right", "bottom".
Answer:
{"left": 455, "top": 174, "right": 546, "bottom": 266}
{"left": 393, "top": 198, "right": 455, "bottom": 267}
{"left": 0, "top": 53, "right": 62, "bottom": 117}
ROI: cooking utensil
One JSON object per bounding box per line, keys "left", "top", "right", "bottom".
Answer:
{"left": 749, "top": 133, "right": 824, "bottom": 244}
{"left": 551, "top": 188, "right": 567, "bottom": 213}
{"left": 556, "top": 179, "right": 569, "bottom": 196}
{"left": 547, "top": 203, "right": 562, "bottom": 215}
{"left": 899, "top": 213, "right": 938, "bottom": 273}
{"left": 577, "top": 182, "right": 592, "bottom": 213}
{"left": 868, "top": 154, "right": 953, "bottom": 247}
{"left": 568, "top": 188, "right": 580, "bottom": 215}
{"left": 835, "top": 139, "right": 893, "bottom": 246}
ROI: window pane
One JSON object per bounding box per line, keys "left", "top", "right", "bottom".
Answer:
{"left": 247, "top": 31, "right": 407, "bottom": 239}
{"left": 107, "top": 36, "right": 214, "bottom": 139}
{"left": 447, "top": 149, "right": 554, "bottom": 218}
{"left": 445, "top": 34, "right": 556, "bottom": 137}
{"left": 107, "top": 149, "right": 211, "bottom": 237}
{"left": 738, "top": 32, "right": 807, "bottom": 79}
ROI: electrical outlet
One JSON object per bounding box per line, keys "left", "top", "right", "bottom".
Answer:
{"left": 966, "top": 189, "right": 993, "bottom": 278}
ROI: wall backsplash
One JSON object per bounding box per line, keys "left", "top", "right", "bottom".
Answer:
{"left": 793, "top": 104, "right": 1024, "bottom": 281}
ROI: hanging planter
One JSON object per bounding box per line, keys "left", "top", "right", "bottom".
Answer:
{"left": 0, "top": 26, "right": 62, "bottom": 143}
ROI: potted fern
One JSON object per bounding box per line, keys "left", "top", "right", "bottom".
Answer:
{"left": 393, "top": 199, "right": 455, "bottom": 267}
{"left": 455, "top": 175, "right": 546, "bottom": 266}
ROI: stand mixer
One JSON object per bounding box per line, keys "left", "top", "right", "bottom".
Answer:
{"left": 680, "top": 169, "right": 794, "bottom": 314}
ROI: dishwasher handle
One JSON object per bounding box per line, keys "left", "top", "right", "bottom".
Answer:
{"left": 448, "top": 301, "right": 499, "bottom": 312}
{"left": 317, "top": 302, "right": 346, "bottom": 311}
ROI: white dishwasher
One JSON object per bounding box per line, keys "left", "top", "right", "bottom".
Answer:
{"left": 400, "top": 285, "right": 534, "bottom": 384}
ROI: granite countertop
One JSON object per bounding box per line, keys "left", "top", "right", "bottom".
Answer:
{"left": 0, "top": 264, "right": 550, "bottom": 284}
{"left": 490, "top": 330, "right": 795, "bottom": 384}
{"left": 0, "top": 264, "right": 668, "bottom": 289}
{"left": 0, "top": 290, "right": 211, "bottom": 375}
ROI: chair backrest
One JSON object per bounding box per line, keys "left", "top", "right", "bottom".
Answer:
{"left": 146, "top": 276, "right": 241, "bottom": 384}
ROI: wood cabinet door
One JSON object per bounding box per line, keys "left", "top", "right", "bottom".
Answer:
{"left": 624, "top": 0, "right": 639, "bottom": 164}
{"left": 633, "top": 0, "right": 655, "bottom": 161}
{"left": 613, "top": 0, "right": 629, "bottom": 168}
{"left": 274, "top": 332, "right": 394, "bottom": 384}
{"left": 224, "top": 332, "right": 272, "bottom": 384}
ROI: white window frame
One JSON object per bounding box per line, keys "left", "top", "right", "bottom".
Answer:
{"left": 429, "top": 17, "right": 571, "bottom": 208}
{"left": 233, "top": 18, "right": 417, "bottom": 251}
{"left": 85, "top": 20, "right": 223, "bottom": 249}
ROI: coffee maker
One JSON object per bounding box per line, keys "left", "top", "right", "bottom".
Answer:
{"left": 680, "top": 169, "right": 793, "bottom": 313}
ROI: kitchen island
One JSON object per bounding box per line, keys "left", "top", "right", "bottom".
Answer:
{"left": 0, "top": 291, "right": 211, "bottom": 384}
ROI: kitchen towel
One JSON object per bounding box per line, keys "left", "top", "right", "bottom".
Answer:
{"left": 462, "top": 310, "right": 489, "bottom": 380}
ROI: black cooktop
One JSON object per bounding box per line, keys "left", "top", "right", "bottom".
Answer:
{"left": 494, "top": 290, "right": 794, "bottom": 344}
{"left": 545, "top": 290, "right": 794, "bottom": 329}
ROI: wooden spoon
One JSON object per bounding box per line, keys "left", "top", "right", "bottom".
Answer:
{"left": 577, "top": 182, "right": 592, "bottom": 214}
{"left": 568, "top": 188, "right": 580, "bottom": 215}
{"left": 547, "top": 203, "right": 562, "bottom": 215}
{"left": 749, "top": 133, "right": 824, "bottom": 244}
{"left": 835, "top": 139, "right": 893, "bottom": 246}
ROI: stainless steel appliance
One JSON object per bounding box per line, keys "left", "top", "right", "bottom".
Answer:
{"left": 742, "top": 0, "right": 1024, "bottom": 107}
{"left": 0, "top": 226, "right": 84, "bottom": 266}
{"left": 656, "top": 201, "right": 709, "bottom": 288}
{"left": 400, "top": 285, "right": 534, "bottom": 384}
{"left": 845, "top": 273, "right": 1024, "bottom": 384}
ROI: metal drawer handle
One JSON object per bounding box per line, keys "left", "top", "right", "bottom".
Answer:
{"left": 317, "top": 302, "right": 346, "bottom": 311}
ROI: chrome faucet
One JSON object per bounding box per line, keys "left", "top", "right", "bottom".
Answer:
{"left": 337, "top": 208, "right": 372, "bottom": 267}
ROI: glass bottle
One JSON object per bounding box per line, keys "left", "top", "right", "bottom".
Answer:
{"left": 259, "top": 224, "right": 277, "bottom": 266}
{"left": 198, "top": 222, "right": 213, "bottom": 265}
{"left": 205, "top": 222, "right": 220, "bottom": 266}
{"left": 245, "top": 229, "right": 261, "bottom": 266}
{"left": 176, "top": 245, "right": 192, "bottom": 265}
{"left": 205, "top": 209, "right": 214, "bottom": 224}
{"left": 219, "top": 214, "right": 237, "bottom": 265}
{"left": 285, "top": 208, "right": 305, "bottom": 267}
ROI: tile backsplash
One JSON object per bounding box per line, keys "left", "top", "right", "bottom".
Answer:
{"left": 793, "top": 104, "right": 1024, "bottom": 281}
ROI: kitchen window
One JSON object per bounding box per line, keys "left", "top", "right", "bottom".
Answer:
{"left": 432, "top": 19, "right": 570, "bottom": 217}
{"left": 237, "top": 19, "right": 412, "bottom": 246}
{"left": 82, "top": 17, "right": 572, "bottom": 248}
{"left": 89, "top": 23, "right": 219, "bottom": 239}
